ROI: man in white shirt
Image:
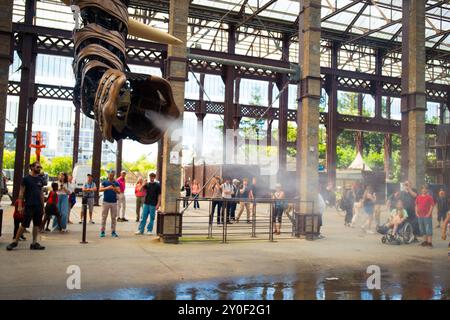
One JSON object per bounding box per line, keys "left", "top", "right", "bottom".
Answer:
{"left": 221, "top": 177, "right": 233, "bottom": 224}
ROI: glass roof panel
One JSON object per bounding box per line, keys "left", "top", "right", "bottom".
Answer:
{"left": 9, "top": 0, "right": 450, "bottom": 85}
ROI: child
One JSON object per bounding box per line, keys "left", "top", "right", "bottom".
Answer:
{"left": 415, "top": 185, "right": 435, "bottom": 247}
{"left": 12, "top": 199, "right": 26, "bottom": 241}
{"left": 388, "top": 200, "right": 408, "bottom": 235}
{"left": 41, "top": 182, "right": 63, "bottom": 232}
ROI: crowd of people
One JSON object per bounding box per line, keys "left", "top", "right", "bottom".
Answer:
{"left": 5, "top": 161, "right": 162, "bottom": 251}
{"left": 180, "top": 176, "right": 326, "bottom": 237}
{"left": 340, "top": 180, "right": 450, "bottom": 249}
{"left": 3, "top": 161, "right": 449, "bottom": 253}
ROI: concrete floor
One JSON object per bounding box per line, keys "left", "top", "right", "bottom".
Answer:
{"left": 0, "top": 192, "right": 449, "bottom": 300}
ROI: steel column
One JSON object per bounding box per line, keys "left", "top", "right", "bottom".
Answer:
{"left": 160, "top": 0, "right": 188, "bottom": 217}
{"left": 326, "top": 41, "right": 339, "bottom": 186}
{"left": 24, "top": 95, "right": 37, "bottom": 174}
{"left": 374, "top": 49, "right": 384, "bottom": 119}
{"left": 277, "top": 33, "right": 290, "bottom": 176}
{"left": 297, "top": 0, "right": 321, "bottom": 208}
{"left": 156, "top": 139, "right": 163, "bottom": 180}
{"left": 116, "top": 139, "right": 123, "bottom": 175}
{"left": 234, "top": 77, "right": 241, "bottom": 163}
{"left": 24, "top": 56, "right": 38, "bottom": 173}
{"left": 267, "top": 81, "right": 274, "bottom": 148}
{"left": 384, "top": 133, "right": 392, "bottom": 180}
{"left": 386, "top": 96, "right": 391, "bottom": 119}
{"left": 0, "top": 0, "right": 13, "bottom": 174}
{"left": 156, "top": 52, "right": 168, "bottom": 182}
{"left": 13, "top": 0, "right": 36, "bottom": 202}
{"left": 222, "top": 24, "right": 236, "bottom": 164}
{"left": 355, "top": 93, "right": 364, "bottom": 154}
{"left": 400, "top": 0, "right": 426, "bottom": 187}
{"left": 72, "top": 103, "right": 81, "bottom": 168}
{"left": 195, "top": 73, "right": 206, "bottom": 159}
{"left": 91, "top": 123, "right": 102, "bottom": 206}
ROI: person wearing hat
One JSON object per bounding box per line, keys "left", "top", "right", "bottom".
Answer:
{"left": 99, "top": 170, "right": 121, "bottom": 238}
{"left": 80, "top": 174, "right": 97, "bottom": 224}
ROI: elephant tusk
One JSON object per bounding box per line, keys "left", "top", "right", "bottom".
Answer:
{"left": 128, "top": 18, "right": 183, "bottom": 46}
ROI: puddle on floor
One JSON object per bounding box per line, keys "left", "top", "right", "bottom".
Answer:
{"left": 65, "top": 268, "right": 450, "bottom": 300}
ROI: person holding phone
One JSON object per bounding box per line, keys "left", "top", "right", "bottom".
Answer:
{"left": 99, "top": 170, "right": 121, "bottom": 238}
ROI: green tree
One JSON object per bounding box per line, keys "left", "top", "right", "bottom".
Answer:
{"left": 46, "top": 156, "right": 73, "bottom": 177}
{"left": 364, "top": 150, "right": 385, "bottom": 170}
{"left": 337, "top": 91, "right": 358, "bottom": 116}
{"left": 2, "top": 150, "right": 15, "bottom": 169}
{"left": 124, "top": 155, "right": 156, "bottom": 175}
{"left": 30, "top": 154, "right": 50, "bottom": 173}
{"left": 336, "top": 145, "right": 356, "bottom": 169}
{"left": 100, "top": 162, "right": 115, "bottom": 179}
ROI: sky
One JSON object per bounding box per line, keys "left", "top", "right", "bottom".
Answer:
{"left": 123, "top": 140, "right": 158, "bottom": 163}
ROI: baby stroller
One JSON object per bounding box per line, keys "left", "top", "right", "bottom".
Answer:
{"left": 377, "top": 220, "right": 414, "bottom": 245}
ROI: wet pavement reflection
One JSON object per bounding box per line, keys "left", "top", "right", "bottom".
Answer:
{"left": 67, "top": 265, "right": 449, "bottom": 300}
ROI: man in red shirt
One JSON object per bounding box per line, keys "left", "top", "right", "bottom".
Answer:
{"left": 415, "top": 186, "right": 435, "bottom": 247}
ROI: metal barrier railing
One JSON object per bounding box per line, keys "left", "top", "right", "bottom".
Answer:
{"left": 176, "top": 197, "right": 315, "bottom": 243}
